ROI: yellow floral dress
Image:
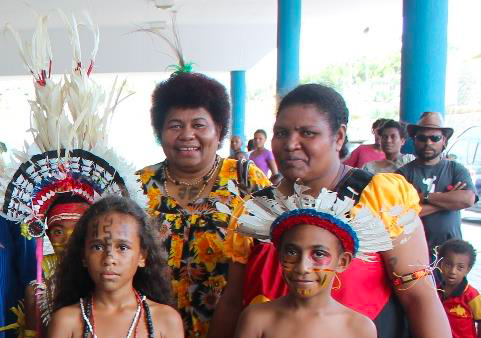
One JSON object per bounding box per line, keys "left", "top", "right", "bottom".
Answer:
{"left": 138, "top": 158, "right": 270, "bottom": 338}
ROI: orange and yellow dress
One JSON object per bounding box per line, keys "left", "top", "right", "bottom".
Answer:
{"left": 138, "top": 158, "right": 270, "bottom": 338}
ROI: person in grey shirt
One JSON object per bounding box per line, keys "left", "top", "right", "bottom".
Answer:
{"left": 397, "top": 112, "right": 477, "bottom": 259}
{"left": 363, "top": 119, "right": 415, "bottom": 174}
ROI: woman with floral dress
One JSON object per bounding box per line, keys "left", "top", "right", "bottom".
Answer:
{"left": 138, "top": 72, "right": 270, "bottom": 338}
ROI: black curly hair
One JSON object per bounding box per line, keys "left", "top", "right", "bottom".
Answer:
{"left": 439, "top": 238, "right": 477, "bottom": 268}
{"left": 53, "top": 195, "right": 172, "bottom": 310}
{"left": 378, "top": 119, "right": 408, "bottom": 140}
{"left": 277, "top": 83, "right": 350, "bottom": 155}
{"left": 254, "top": 129, "right": 267, "bottom": 138}
{"left": 150, "top": 72, "right": 231, "bottom": 145}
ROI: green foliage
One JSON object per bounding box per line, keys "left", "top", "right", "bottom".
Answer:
{"left": 301, "top": 52, "right": 401, "bottom": 121}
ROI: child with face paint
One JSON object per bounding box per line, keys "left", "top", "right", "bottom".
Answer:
{"left": 49, "top": 196, "right": 184, "bottom": 338}
{"left": 216, "top": 184, "right": 401, "bottom": 338}
{"left": 24, "top": 194, "right": 90, "bottom": 335}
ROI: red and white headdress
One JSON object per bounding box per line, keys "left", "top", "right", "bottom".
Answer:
{"left": 0, "top": 12, "right": 143, "bottom": 238}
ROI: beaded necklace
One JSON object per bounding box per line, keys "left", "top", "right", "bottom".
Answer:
{"left": 163, "top": 155, "right": 221, "bottom": 202}
{"left": 165, "top": 155, "right": 220, "bottom": 186}
{"left": 80, "top": 290, "right": 154, "bottom": 338}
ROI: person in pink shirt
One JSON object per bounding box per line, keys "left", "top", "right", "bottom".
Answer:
{"left": 343, "top": 118, "right": 388, "bottom": 168}
{"left": 249, "top": 129, "right": 279, "bottom": 178}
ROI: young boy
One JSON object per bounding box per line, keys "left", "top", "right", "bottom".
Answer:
{"left": 439, "top": 239, "right": 481, "bottom": 338}
{"left": 230, "top": 135, "right": 243, "bottom": 158}
{"left": 218, "top": 184, "right": 397, "bottom": 338}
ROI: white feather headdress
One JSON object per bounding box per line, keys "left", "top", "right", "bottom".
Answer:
{"left": 0, "top": 12, "right": 142, "bottom": 237}
{"left": 217, "top": 181, "right": 399, "bottom": 261}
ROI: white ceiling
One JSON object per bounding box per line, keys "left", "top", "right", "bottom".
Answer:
{"left": 0, "top": 0, "right": 401, "bottom": 74}
{"left": 0, "top": 0, "right": 400, "bottom": 28}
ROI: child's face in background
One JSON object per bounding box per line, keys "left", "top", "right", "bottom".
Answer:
{"left": 47, "top": 220, "right": 77, "bottom": 255}
{"left": 279, "top": 224, "right": 352, "bottom": 298}
{"left": 83, "top": 212, "right": 146, "bottom": 292}
{"left": 440, "top": 251, "right": 471, "bottom": 287}
{"left": 231, "top": 136, "right": 242, "bottom": 152}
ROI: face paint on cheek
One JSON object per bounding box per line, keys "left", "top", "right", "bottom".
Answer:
{"left": 51, "top": 242, "right": 66, "bottom": 252}
{"left": 311, "top": 255, "right": 332, "bottom": 267}
{"left": 317, "top": 269, "right": 335, "bottom": 289}
{"left": 281, "top": 262, "right": 294, "bottom": 271}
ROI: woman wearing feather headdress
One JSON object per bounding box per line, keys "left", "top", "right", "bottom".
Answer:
{"left": 0, "top": 12, "right": 143, "bottom": 337}
{"left": 209, "top": 84, "right": 452, "bottom": 338}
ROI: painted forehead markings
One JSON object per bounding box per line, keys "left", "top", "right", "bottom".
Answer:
{"left": 100, "top": 216, "right": 114, "bottom": 257}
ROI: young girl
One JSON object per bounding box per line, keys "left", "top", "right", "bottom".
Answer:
{"left": 48, "top": 196, "right": 183, "bottom": 338}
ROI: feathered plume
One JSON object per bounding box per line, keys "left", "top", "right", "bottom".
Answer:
{"left": 0, "top": 11, "right": 143, "bottom": 230}
{"left": 135, "top": 12, "right": 194, "bottom": 74}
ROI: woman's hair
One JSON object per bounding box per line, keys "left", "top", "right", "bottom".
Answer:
{"left": 277, "top": 83, "right": 349, "bottom": 154}
{"left": 247, "top": 139, "right": 255, "bottom": 152}
{"left": 439, "top": 238, "right": 477, "bottom": 268}
{"left": 378, "top": 119, "right": 408, "bottom": 139}
{"left": 53, "top": 195, "right": 172, "bottom": 310}
{"left": 254, "top": 129, "right": 267, "bottom": 138}
{"left": 151, "top": 72, "right": 230, "bottom": 144}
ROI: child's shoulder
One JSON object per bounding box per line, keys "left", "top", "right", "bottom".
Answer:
{"left": 147, "top": 300, "right": 183, "bottom": 336}
{"left": 240, "top": 297, "right": 287, "bottom": 324}
{"left": 235, "top": 300, "right": 281, "bottom": 337}
{"left": 337, "top": 303, "right": 376, "bottom": 338}
{"left": 48, "top": 303, "right": 83, "bottom": 336}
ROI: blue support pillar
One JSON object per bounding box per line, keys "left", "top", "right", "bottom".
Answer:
{"left": 400, "top": 0, "right": 448, "bottom": 152}
{"left": 230, "top": 70, "right": 246, "bottom": 148}
{"left": 277, "top": 0, "right": 301, "bottom": 99}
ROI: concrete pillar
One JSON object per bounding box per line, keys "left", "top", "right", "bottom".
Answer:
{"left": 277, "top": 0, "right": 301, "bottom": 99}
{"left": 230, "top": 70, "right": 246, "bottom": 148}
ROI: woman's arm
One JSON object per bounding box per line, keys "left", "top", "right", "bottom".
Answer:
{"left": 267, "top": 159, "right": 278, "bottom": 177}
{"left": 24, "top": 284, "right": 37, "bottom": 332}
{"left": 207, "top": 262, "right": 245, "bottom": 338}
{"left": 381, "top": 218, "right": 451, "bottom": 338}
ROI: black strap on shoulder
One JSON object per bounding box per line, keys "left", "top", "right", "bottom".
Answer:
{"left": 336, "top": 168, "right": 374, "bottom": 204}
{"left": 236, "top": 159, "right": 253, "bottom": 194}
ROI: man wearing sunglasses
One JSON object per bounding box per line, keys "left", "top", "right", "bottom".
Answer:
{"left": 397, "top": 112, "right": 477, "bottom": 261}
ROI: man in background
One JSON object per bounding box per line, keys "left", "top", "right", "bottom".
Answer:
{"left": 397, "top": 112, "right": 477, "bottom": 258}
{"left": 363, "top": 119, "right": 415, "bottom": 174}
{"left": 344, "top": 118, "right": 387, "bottom": 168}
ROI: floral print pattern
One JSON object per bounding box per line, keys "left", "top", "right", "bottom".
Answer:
{"left": 138, "top": 158, "right": 270, "bottom": 338}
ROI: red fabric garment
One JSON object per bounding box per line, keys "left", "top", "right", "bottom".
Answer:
{"left": 439, "top": 279, "right": 481, "bottom": 338}
{"left": 332, "top": 254, "right": 391, "bottom": 319}
{"left": 242, "top": 242, "right": 391, "bottom": 319}
{"left": 243, "top": 243, "right": 288, "bottom": 306}
{"left": 343, "top": 144, "right": 385, "bottom": 168}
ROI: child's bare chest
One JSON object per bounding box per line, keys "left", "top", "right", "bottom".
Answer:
{"left": 82, "top": 311, "right": 153, "bottom": 338}
{"left": 263, "top": 314, "right": 355, "bottom": 338}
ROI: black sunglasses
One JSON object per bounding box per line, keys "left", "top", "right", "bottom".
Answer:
{"left": 414, "top": 134, "right": 443, "bottom": 143}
